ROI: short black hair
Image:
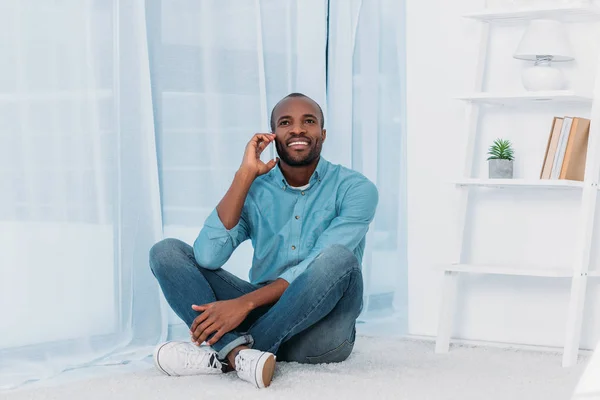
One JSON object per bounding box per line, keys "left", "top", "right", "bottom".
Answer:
{"left": 270, "top": 93, "right": 325, "bottom": 132}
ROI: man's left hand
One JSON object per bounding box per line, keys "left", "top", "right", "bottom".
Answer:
{"left": 190, "top": 299, "right": 252, "bottom": 346}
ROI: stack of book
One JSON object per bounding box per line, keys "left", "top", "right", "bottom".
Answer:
{"left": 540, "top": 116, "right": 591, "bottom": 181}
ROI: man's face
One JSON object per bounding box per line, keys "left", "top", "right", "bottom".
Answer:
{"left": 272, "top": 97, "right": 326, "bottom": 167}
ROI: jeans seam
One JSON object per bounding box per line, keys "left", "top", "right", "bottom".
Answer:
{"left": 211, "top": 270, "right": 251, "bottom": 295}
{"left": 306, "top": 339, "right": 352, "bottom": 361}
{"left": 258, "top": 266, "right": 360, "bottom": 354}
{"left": 189, "top": 254, "right": 252, "bottom": 295}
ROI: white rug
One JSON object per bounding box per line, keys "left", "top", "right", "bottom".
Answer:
{"left": 3, "top": 336, "right": 588, "bottom": 400}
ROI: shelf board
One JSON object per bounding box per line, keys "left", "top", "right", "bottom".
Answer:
{"left": 456, "top": 91, "right": 593, "bottom": 106}
{"left": 463, "top": 4, "right": 600, "bottom": 24}
{"left": 454, "top": 178, "right": 585, "bottom": 190}
{"left": 443, "top": 263, "right": 573, "bottom": 277}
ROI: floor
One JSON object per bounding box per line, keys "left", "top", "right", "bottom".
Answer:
{"left": 572, "top": 336, "right": 600, "bottom": 399}
{"left": 3, "top": 335, "right": 589, "bottom": 400}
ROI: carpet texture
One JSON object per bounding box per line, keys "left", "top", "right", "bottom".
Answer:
{"left": 4, "top": 336, "right": 588, "bottom": 400}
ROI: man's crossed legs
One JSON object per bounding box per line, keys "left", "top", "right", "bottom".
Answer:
{"left": 149, "top": 239, "right": 363, "bottom": 388}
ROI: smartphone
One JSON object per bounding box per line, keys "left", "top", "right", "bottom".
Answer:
{"left": 270, "top": 133, "right": 276, "bottom": 161}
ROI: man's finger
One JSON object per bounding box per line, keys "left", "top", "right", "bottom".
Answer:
{"left": 191, "top": 304, "right": 208, "bottom": 312}
{"left": 198, "top": 323, "right": 218, "bottom": 344}
{"left": 250, "top": 133, "right": 272, "bottom": 145}
{"left": 257, "top": 139, "right": 270, "bottom": 152}
{"left": 207, "top": 329, "right": 226, "bottom": 346}
{"left": 265, "top": 158, "right": 279, "bottom": 172}
{"left": 194, "top": 318, "right": 214, "bottom": 339}
{"left": 190, "top": 310, "right": 210, "bottom": 334}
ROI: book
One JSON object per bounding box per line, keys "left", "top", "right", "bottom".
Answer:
{"left": 551, "top": 116, "right": 573, "bottom": 179}
{"left": 540, "top": 117, "right": 563, "bottom": 179}
{"left": 559, "top": 117, "right": 591, "bottom": 181}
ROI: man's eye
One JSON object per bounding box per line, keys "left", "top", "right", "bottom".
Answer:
{"left": 306, "top": 119, "right": 315, "bottom": 124}
{"left": 279, "top": 121, "right": 289, "bottom": 126}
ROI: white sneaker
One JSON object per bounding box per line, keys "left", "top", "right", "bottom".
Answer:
{"left": 153, "top": 341, "right": 224, "bottom": 376}
{"left": 235, "top": 349, "right": 276, "bottom": 388}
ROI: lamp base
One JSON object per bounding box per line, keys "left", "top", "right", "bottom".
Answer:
{"left": 521, "top": 62, "right": 567, "bottom": 91}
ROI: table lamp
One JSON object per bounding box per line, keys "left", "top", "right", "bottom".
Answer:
{"left": 513, "top": 19, "right": 574, "bottom": 91}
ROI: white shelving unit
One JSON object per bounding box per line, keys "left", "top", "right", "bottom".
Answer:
{"left": 456, "top": 90, "right": 593, "bottom": 106}
{"left": 435, "top": 4, "right": 600, "bottom": 368}
{"left": 463, "top": 3, "right": 600, "bottom": 24}
{"left": 454, "top": 178, "right": 585, "bottom": 189}
{"left": 443, "top": 263, "right": 574, "bottom": 277}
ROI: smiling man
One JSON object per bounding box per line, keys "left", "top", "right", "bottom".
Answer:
{"left": 149, "top": 93, "right": 378, "bottom": 388}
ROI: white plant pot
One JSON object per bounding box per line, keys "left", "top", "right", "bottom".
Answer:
{"left": 488, "top": 159, "right": 513, "bottom": 179}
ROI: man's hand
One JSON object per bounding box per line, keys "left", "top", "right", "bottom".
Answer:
{"left": 190, "top": 299, "right": 252, "bottom": 346}
{"left": 240, "top": 133, "right": 278, "bottom": 177}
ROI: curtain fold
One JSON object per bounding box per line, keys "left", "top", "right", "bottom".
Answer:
{"left": 0, "top": 0, "right": 166, "bottom": 390}
{"left": 326, "top": 0, "right": 408, "bottom": 327}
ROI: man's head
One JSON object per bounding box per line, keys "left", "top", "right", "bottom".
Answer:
{"left": 270, "top": 93, "right": 326, "bottom": 167}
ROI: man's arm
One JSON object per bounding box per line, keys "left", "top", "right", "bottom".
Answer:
{"left": 193, "top": 133, "right": 277, "bottom": 268}
{"left": 190, "top": 279, "right": 289, "bottom": 346}
{"left": 215, "top": 169, "right": 256, "bottom": 230}
{"left": 238, "top": 278, "right": 289, "bottom": 309}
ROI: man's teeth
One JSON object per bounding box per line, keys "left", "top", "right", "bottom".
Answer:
{"left": 288, "top": 141, "right": 309, "bottom": 147}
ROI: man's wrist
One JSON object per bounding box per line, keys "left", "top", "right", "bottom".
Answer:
{"left": 237, "top": 296, "right": 256, "bottom": 313}
{"left": 236, "top": 166, "right": 258, "bottom": 182}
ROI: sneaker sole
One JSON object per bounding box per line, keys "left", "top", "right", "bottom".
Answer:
{"left": 153, "top": 342, "right": 172, "bottom": 376}
{"left": 256, "top": 353, "right": 276, "bottom": 388}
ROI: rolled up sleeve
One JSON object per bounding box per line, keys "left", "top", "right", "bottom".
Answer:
{"left": 279, "top": 179, "right": 379, "bottom": 284}
{"left": 193, "top": 207, "right": 250, "bottom": 269}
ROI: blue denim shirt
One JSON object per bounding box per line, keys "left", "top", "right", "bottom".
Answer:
{"left": 193, "top": 157, "right": 378, "bottom": 285}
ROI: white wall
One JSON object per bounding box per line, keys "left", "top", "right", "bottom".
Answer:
{"left": 406, "top": 0, "right": 600, "bottom": 349}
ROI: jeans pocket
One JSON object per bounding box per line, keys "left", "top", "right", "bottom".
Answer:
{"left": 305, "top": 339, "right": 355, "bottom": 364}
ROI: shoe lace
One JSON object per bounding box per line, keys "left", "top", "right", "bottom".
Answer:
{"left": 236, "top": 353, "right": 253, "bottom": 375}
{"left": 183, "top": 348, "right": 220, "bottom": 370}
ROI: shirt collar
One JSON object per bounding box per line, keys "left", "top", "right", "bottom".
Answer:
{"left": 271, "top": 156, "right": 329, "bottom": 189}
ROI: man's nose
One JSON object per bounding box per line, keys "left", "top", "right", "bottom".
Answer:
{"left": 289, "top": 124, "right": 306, "bottom": 134}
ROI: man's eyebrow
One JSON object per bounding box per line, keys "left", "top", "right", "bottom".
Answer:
{"left": 277, "top": 114, "right": 318, "bottom": 122}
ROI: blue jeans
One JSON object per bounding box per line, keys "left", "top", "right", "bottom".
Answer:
{"left": 149, "top": 239, "right": 363, "bottom": 363}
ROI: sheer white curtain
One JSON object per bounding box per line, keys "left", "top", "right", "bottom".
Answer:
{"left": 0, "top": 0, "right": 166, "bottom": 390}
{"left": 327, "top": 0, "right": 408, "bottom": 328}
{"left": 145, "top": 0, "right": 328, "bottom": 334}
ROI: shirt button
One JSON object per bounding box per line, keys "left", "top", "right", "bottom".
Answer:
{"left": 295, "top": 215, "right": 299, "bottom": 220}
{"left": 301, "top": 191, "right": 305, "bottom": 196}
{"left": 291, "top": 245, "right": 296, "bottom": 250}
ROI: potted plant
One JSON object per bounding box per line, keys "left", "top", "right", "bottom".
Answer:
{"left": 487, "top": 138, "right": 514, "bottom": 179}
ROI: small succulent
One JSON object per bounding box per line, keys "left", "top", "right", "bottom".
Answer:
{"left": 487, "top": 138, "right": 514, "bottom": 161}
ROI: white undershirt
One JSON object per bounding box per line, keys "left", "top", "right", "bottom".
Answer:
{"left": 290, "top": 183, "right": 310, "bottom": 191}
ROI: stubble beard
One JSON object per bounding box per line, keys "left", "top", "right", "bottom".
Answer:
{"left": 275, "top": 138, "right": 322, "bottom": 167}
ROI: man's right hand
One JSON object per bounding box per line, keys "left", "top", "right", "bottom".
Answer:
{"left": 240, "top": 133, "right": 278, "bottom": 178}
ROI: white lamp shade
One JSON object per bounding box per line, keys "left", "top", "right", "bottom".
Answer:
{"left": 513, "top": 19, "right": 574, "bottom": 62}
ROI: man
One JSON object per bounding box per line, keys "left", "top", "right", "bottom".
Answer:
{"left": 149, "top": 93, "right": 378, "bottom": 388}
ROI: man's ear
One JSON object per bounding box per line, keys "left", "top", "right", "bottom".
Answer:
{"left": 321, "top": 129, "right": 326, "bottom": 141}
